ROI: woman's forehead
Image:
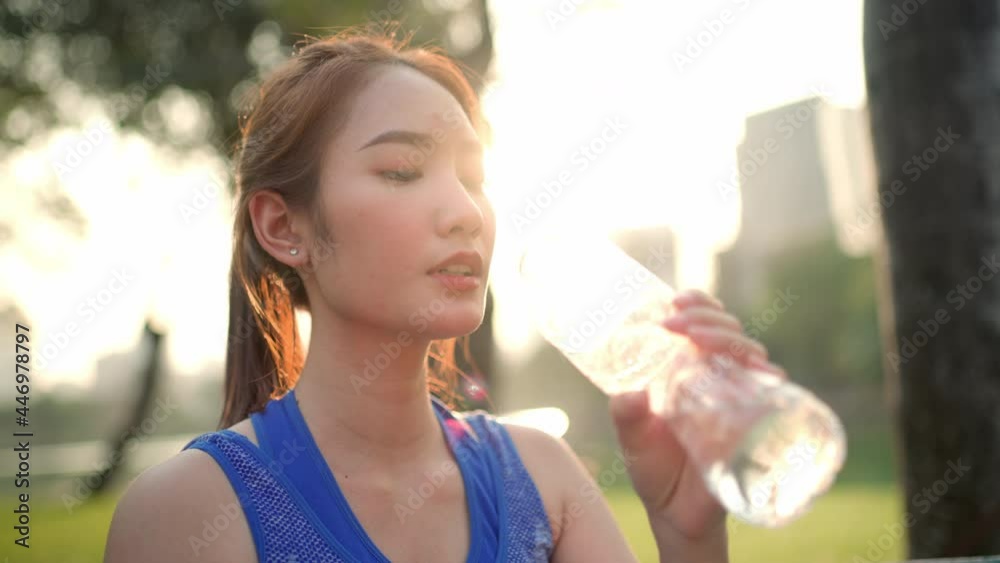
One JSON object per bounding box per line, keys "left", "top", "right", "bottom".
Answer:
{"left": 338, "top": 66, "right": 478, "bottom": 149}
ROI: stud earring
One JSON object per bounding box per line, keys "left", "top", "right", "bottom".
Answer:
{"left": 289, "top": 248, "right": 299, "bottom": 256}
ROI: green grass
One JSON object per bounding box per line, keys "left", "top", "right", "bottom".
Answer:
{"left": 0, "top": 422, "right": 901, "bottom": 562}
{"left": 0, "top": 483, "right": 901, "bottom": 562}
{"left": 607, "top": 483, "right": 903, "bottom": 563}
{"left": 0, "top": 489, "right": 118, "bottom": 563}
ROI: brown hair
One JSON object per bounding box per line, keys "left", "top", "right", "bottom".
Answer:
{"left": 220, "top": 25, "right": 490, "bottom": 429}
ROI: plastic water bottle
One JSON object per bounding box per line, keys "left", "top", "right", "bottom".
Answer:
{"left": 516, "top": 230, "right": 846, "bottom": 527}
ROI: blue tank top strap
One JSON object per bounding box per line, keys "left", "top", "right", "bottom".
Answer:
{"left": 456, "top": 408, "right": 555, "bottom": 563}
{"left": 182, "top": 430, "right": 357, "bottom": 562}
{"left": 249, "top": 404, "right": 273, "bottom": 458}
{"left": 254, "top": 390, "right": 393, "bottom": 562}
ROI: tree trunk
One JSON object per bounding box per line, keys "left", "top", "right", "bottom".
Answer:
{"left": 864, "top": 1, "right": 1000, "bottom": 556}
{"left": 90, "top": 320, "right": 163, "bottom": 496}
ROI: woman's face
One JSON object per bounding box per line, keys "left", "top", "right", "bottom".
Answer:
{"left": 309, "top": 65, "right": 495, "bottom": 340}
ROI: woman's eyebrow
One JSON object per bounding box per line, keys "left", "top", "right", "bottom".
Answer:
{"left": 356, "top": 129, "right": 432, "bottom": 151}
{"left": 356, "top": 129, "right": 482, "bottom": 155}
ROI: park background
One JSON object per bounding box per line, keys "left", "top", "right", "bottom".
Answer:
{"left": 1, "top": 0, "right": 997, "bottom": 561}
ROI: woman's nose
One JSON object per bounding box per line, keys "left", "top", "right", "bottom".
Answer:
{"left": 436, "top": 175, "right": 484, "bottom": 239}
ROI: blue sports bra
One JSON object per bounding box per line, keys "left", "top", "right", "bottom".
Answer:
{"left": 182, "top": 389, "right": 554, "bottom": 562}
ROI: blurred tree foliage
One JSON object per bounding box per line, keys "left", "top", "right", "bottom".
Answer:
{"left": 748, "top": 237, "right": 883, "bottom": 386}
{"left": 0, "top": 0, "right": 492, "bottom": 152}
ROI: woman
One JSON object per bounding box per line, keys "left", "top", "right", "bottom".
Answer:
{"left": 105, "top": 27, "right": 784, "bottom": 563}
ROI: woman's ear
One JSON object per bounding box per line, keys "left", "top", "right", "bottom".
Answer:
{"left": 248, "top": 190, "right": 308, "bottom": 267}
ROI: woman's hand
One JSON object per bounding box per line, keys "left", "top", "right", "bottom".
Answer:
{"left": 608, "top": 289, "right": 787, "bottom": 557}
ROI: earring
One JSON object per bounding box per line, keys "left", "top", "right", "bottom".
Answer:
{"left": 289, "top": 248, "right": 299, "bottom": 256}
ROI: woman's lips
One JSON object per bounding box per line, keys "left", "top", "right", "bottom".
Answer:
{"left": 429, "top": 272, "right": 481, "bottom": 292}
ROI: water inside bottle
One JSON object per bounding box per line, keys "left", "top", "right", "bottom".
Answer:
{"left": 700, "top": 392, "right": 846, "bottom": 527}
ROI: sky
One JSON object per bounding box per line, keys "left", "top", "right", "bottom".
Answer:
{"left": 2, "top": 0, "right": 867, "bottom": 390}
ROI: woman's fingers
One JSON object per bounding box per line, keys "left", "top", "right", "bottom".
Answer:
{"left": 746, "top": 354, "right": 788, "bottom": 379}
{"left": 671, "top": 288, "right": 723, "bottom": 311}
{"left": 662, "top": 308, "right": 742, "bottom": 333}
{"left": 686, "top": 325, "right": 768, "bottom": 362}
{"left": 666, "top": 288, "right": 789, "bottom": 379}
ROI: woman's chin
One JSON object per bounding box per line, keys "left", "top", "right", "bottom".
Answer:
{"left": 418, "top": 312, "right": 485, "bottom": 340}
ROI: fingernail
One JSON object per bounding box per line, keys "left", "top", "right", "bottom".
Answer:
{"left": 749, "top": 356, "right": 783, "bottom": 374}
{"left": 686, "top": 325, "right": 709, "bottom": 337}
{"left": 662, "top": 315, "right": 685, "bottom": 330}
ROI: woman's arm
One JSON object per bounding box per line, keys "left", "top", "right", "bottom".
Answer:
{"left": 609, "top": 389, "right": 729, "bottom": 562}
{"left": 649, "top": 514, "right": 728, "bottom": 562}
{"left": 104, "top": 450, "right": 256, "bottom": 563}
{"left": 504, "top": 424, "right": 639, "bottom": 562}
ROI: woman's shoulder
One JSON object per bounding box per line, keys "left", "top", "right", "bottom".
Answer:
{"left": 496, "top": 418, "right": 630, "bottom": 555}
{"left": 455, "top": 408, "right": 582, "bottom": 546}
{"left": 104, "top": 419, "right": 258, "bottom": 563}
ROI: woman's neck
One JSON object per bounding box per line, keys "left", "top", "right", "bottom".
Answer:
{"left": 292, "top": 314, "right": 445, "bottom": 469}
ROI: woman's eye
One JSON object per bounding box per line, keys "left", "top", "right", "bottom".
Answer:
{"left": 381, "top": 169, "right": 422, "bottom": 183}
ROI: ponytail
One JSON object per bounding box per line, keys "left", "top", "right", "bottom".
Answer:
{"left": 219, "top": 252, "right": 305, "bottom": 429}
